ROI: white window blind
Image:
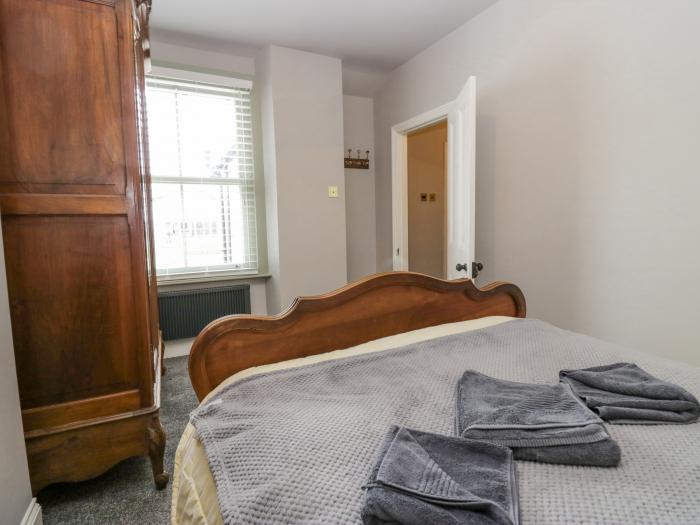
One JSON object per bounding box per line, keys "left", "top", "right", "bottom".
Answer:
{"left": 145, "top": 76, "right": 258, "bottom": 278}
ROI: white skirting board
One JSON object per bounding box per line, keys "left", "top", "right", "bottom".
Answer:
{"left": 164, "top": 338, "right": 195, "bottom": 359}
{"left": 21, "top": 498, "right": 42, "bottom": 525}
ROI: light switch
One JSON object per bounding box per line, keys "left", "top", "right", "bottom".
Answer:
{"left": 328, "top": 186, "right": 339, "bottom": 198}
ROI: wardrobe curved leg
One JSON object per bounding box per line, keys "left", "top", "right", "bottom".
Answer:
{"left": 147, "top": 415, "right": 169, "bottom": 489}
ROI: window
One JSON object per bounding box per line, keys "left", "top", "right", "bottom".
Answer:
{"left": 145, "top": 75, "right": 258, "bottom": 279}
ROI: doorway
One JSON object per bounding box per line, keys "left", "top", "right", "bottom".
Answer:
{"left": 407, "top": 120, "right": 447, "bottom": 278}
{"left": 391, "top": 76, "right": 476, "bottom": 279}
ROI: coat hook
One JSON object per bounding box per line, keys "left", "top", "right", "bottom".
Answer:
{"left": 343, "top": 147, "right": 370, "bottom": 169}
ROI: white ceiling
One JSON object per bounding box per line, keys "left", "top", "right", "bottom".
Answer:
{"left": 150, "top": 0, "right": 498, "bottom": 70}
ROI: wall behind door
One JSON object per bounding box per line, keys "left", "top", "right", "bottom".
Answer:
{"left": 407, "top": 122, "right": 447, "bottom": 278}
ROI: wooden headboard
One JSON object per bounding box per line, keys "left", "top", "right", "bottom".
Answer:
{"left": 188, "top": 272, "right": 526, "bottom": 400}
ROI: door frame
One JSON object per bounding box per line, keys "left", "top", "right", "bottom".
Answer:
{"left": 391, "top": 76, "right": 476, "bottom": 278}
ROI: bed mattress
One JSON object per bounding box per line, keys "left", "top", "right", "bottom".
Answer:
{"left": 171, "top": 316, "right": 700, "bottom": 524}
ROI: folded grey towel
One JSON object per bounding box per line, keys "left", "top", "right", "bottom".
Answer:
{"left": 560, "top": 362, "right": 700, "bottom": 424}
{"left": 456, "top": 371, "right": 620, "bottom": 467}
{"left": 362, "top": 426, "right": 518, "bottom": 525}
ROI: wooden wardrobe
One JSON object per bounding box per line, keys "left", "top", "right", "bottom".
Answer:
{"left": 0, "top": 0, "right": 167, "bottom": 493}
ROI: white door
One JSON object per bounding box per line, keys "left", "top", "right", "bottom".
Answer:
{"left": 392, "top": 76, "right": 477, "bottom": 279}
{"left": 446, "top": 76, "right": 476, "bottom": 279}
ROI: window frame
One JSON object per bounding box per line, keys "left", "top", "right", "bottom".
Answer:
{"left": 146, "top": 65, "right": 267, "bottom": 284}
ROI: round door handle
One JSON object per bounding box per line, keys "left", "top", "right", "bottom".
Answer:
{"left": 456, "top": 262, "right": 484, "bottom": 277}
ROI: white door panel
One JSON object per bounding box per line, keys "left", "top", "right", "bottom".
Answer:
{"left": 446, "top": 76, "right": 476, "bottom": 279}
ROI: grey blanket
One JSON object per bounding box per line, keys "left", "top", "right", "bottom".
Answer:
{"left": 456, "top": 371, "right": 620, "bottom": 466}
{"left": 560, "top": 362, "right": 700, "bottom": 424}
{"left": 190, "top": 319, "right": 700, "bottom": 524}
{"left": 362, "top": 426, "right": 518, "bottom": 525}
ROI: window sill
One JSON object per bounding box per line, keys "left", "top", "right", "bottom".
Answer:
{"left": 157, "top": 272, "right": 271, "bottom": 288}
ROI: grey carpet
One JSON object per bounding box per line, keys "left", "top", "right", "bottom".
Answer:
{"left": 38, "top": 356, "right": 198, "bottom": 524}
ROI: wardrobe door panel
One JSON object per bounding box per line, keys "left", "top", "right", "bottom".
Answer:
{"left": 0, "top": 0, "right": 126, "bottom": 194}
{"left": 2, "top": 215, "right": 139, "bottom": 409}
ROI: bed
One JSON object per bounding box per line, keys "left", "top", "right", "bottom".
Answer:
{"left": 172, "top": 272, "right": 700, "bottom": 524}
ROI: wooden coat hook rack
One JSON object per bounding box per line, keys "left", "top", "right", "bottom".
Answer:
{"left": 344, "top": 149, "right": 370, "bottom": 169}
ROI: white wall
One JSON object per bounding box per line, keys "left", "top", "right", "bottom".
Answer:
{"left": 341, "top": 63, "right": 389, "bottom": 98}
{"left": 258, "top": 46, "right": 347, "bottom": 313}
{"left": 343, "top": 95, "right": 377, "bottom": 282}
{"left": 0, "top": 219, "right": 36, "bottom": 524}
{"left": 150, "top": 34, "right": 256, "bottom": 77}
{"left": 374, "top": 0, "right": 700, "bottom": 365}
